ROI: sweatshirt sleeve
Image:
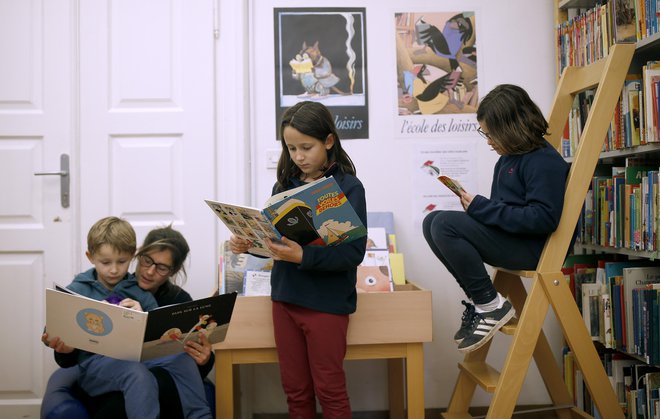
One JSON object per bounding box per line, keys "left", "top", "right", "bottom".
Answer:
{"left": 467, "top": 152, "right": 568, "bottom": 235}
{"left": 299, "top": 178, "right": 368, "bottom": 272}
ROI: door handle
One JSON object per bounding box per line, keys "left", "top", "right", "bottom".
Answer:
{"left": 34, "top": 153, "right": 70, "bottom": 208}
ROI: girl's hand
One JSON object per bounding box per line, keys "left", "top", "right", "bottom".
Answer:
{"left": 118, "top": 298, "right": 143, "bottom": 312}
{"left": 266, "top": 237, "right": 302, "bottom": 263}
{"left": 184, "top": 333, "right": 212, "bottom": 366}
{"left": 42, "top": 332, "right": 75, "bottom": 354}
{"left": 229, "top": 235, "right": 251, "bottom": 254}
{"left": 459, "top": 190, "right": 474, "bottom": 211}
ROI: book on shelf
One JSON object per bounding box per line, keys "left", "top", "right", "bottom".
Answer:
{"left": 632, "top": 284, "right": 660, "bottom": 365}
{"left": 647, "top": 372, "right": 660, "bottom": 419}
{"left": 206, "top": 176, "right": 367, "bottom": 257}
{"left": 609, "top": 354, "right": 640, "bottom": 407}
{"left": 623, "top": 266, "right": 660, "bottom": 355}
{"left": 575, "top": 263, "right": 597, "bottom": 311}
{"left": 582, "top": 282, "right": 602, "bottom": 341}
{"left": 46, "top": 285, "right": 237, "bottom": 361}
{"left": 643, "top": 61, "right": 660, "bottom": 143}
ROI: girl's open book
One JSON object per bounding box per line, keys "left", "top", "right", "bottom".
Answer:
{"left": 437, "top": 175, "right": 465, "bottom": 197}
{"left": 205, "top": 176, "right": 367, "bottom": 257}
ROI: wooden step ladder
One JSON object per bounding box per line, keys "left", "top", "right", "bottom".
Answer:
{"left": 442, "top": 43, "right": 635, "bottom": 419}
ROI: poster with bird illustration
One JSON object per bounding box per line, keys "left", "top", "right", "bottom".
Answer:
{"left": 395, "top": 12, "right": 479, "bottom": 138}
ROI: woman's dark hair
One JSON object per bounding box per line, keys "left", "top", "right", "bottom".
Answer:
{"left": 276, "top": 101, "right": 356, "bottom": 188}
{"left": 476, "top": 84, "right": 550, "bottom": 155}
{"left": 136, "top": 224, "right": 190, "bottom": 285}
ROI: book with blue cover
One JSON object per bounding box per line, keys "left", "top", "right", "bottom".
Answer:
{"left": 206, "top": 175, "right": 367, "bottom": 257}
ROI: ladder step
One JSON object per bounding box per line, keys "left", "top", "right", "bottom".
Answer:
{"left": 458, "top": 361, "right": 500, "bottom": 393}
{"left": 500, "top": 317, "right": 518, "bottom": 335}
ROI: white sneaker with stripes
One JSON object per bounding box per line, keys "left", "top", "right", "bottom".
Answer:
{"left": 457, "top": 300, "right": 515, "bottom": 353}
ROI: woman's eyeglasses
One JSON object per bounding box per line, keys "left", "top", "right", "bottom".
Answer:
{"left": 477, "top": 127, "right": 492, "bottom": 140}
{"left": 139, "top": 254, "right": 172, "bottom": 276}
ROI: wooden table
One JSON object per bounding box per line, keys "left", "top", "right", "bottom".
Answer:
{"left": 213, "top": 282, "right": 432, "bottom": 419}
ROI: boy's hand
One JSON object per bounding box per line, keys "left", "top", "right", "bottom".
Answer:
{"left": 266, "top": 237, "right": 302, "bottom": 263}
{"left": 229, "top": 235, "right": 251, "bottom": 254}
{"left": 118, "top": 298, "right": 143, "bottom": 311}
{"left": 42, "top": 332, "right": 74, "bottom": 354}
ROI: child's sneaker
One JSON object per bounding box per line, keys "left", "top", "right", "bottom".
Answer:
{"left": 454, "top": 300, "right": 475, "bottom": 343}
{"left": 457, "top": 300, "right": 515, "bottom": 353}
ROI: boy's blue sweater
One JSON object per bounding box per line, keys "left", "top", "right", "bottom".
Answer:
{"left": 67, "top": 268, "right": 158, "bottom": 311}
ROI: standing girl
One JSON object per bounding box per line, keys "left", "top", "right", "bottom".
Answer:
{"left": 230, "top": 101, "right": 367, "bottom": 418}
{"left": 423, "top": 84, "right": 569, "bottom": 353}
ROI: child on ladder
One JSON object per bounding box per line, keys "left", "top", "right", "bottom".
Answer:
{"left": 422, "top": 84, "right": 569, "bottom": 353}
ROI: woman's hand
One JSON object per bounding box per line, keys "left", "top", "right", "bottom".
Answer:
{"left": 459, "top": 190, "right": 474, "bottom": 211}
{"left": 42, "top": 332, "right": 75, "bottom": 354}
{"left": 118, "top": 298, "right": 143, "bottom": 312}
{"left": 266, "top": 237, "right": 302, "bottom": 263}
{"left": 184, "top": 333, "right": 212, "bottom": 366}
{"left": 229, "top": 235, "right": 251, "bottom": 254}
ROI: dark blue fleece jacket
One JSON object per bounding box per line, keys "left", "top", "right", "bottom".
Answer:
{"left": 269, "top": 166, "right": 368, "bottom": 315}
{"left": 467, "top": 141, "right": 569, "bottom": 237}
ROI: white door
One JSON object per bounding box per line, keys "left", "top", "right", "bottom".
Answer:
{"left": 0, "top": 0, "right": 217, "bottom": 416}
{"left": 79, "top": 0, "right": 217, "bottom": 299}
{"left": 0, "top": 0, "right": 74, "bottom": 417}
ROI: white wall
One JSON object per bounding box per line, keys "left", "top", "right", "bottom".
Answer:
{"left": 228, "top": 0, "right": 560, "bottom": 414}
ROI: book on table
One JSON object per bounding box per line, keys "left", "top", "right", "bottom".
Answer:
{"left": 205, "top": 176, "right": 367, "bottom": 257}
{"left": 46, "top": 285, "right": 237, "bottom": 361}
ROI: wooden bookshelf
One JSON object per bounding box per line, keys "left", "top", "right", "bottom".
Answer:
{"left": 556, "top": 1, "right": 660, "bottom": 416}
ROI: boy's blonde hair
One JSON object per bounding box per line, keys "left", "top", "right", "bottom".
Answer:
{"left": 87, "top": 216, "right": 136, "bottom": 256}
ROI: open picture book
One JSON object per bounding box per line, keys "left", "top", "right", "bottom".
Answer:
{"left": 437, "top": 175, "right": 465, "bottom": 197}
{"left": 46, "top": 285, "right": 237, "bottom": 361}
{"left": 205, "top": 176, "right": 367, "bottom": 257}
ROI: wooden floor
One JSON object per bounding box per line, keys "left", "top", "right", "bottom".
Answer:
{"left": 254, "top": 405, "right": 565, "bottom": 418}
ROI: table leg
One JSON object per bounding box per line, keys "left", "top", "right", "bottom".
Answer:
{"left": 387, "top": 358, "right": 405, "bottom": 419}
{"left": 406, "top": 343, "right": 424, "bottom": 419}
{"left": 216, "top": 350, "right": 234, "bottom": 419}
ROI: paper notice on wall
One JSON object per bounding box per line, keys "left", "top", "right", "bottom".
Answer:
{"left": 413, "top": 142, "right": 477, "bottom": 227}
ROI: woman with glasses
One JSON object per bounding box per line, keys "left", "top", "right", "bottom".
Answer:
{"left": 41, "top": 225, "right": 216, "bottom": 419}
{"left": 422, "top": 84, "right": 570, "bottom": 354}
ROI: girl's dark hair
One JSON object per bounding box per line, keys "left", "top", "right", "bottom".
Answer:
{"left": 136, "top": 224, "right": 190, "bottom": 285}
{"left": 476, "top": 84, "right": 550, "bottom": 155}
{"left": 276, "top": 101, "right": 356, "bottom": 188}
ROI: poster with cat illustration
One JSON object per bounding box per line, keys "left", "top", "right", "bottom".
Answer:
{"left": 274, "top": 8, "right": 369, "bottom": 140}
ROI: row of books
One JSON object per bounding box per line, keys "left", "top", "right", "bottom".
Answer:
{"left": 576, "top": 158, "right": 660, "bottom": 252}
{"left": 564, "top": 255, "right": 660, "bottom": 361}
{"left": 555, "top": 0, "right": 659, "bottom": 76}
{"left": 561, "top": 61, "right": 660, "bottom": 157}
{"left": 216, "top": 212, "right": 407, "bottom": 296}
{"left": 564, "top": 348, "right": 660, "bottom": 418}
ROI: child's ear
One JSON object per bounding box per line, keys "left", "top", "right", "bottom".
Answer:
{"left": 85, "top": 250, "right": 94, "bottom": 264}
{"left": 325, "top": 134, "right": 335, "bottom": 150}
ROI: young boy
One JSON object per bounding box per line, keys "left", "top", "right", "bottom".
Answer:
{"left": 44, "top": 216, "right": 161, "bottom": 419}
